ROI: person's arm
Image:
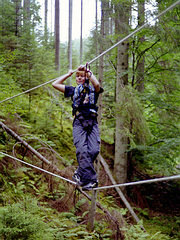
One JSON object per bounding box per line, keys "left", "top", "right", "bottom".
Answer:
{"left": 87, "top": 71, "right": 100, "bottom": 93}
{"left": 52, "top": 70, "right": 74, "bottom": 93}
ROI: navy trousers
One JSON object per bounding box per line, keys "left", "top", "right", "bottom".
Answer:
{"left": 73, "top": 117, "right": 100, "bottom": 184}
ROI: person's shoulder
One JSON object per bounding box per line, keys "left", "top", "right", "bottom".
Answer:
{"left": 65, "top": 85, "right": 75, "bottom": 91}
{"left": 64, "top": 86, "right": 75, "bottom": 98}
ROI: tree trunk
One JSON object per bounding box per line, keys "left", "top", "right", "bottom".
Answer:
{"left": 55, "top": 0, "right": 60, "bottom": 71}
{"left": 95, "top": 0, "right": 98, "bottom": 75}
{"left": 97, "top": 0, "right": 105, "bottom": 125}
{"left": 44, "top": 0, "right": 48, "bottom": 45}
{"left": 14, "top": 0, "right": 21, "bottom": 36}
{"left": 103, "top": 0, "right": 109, "bottom": 35}
{"left": 68, "top": 0, "right": 73, "bottom": 84}
{"left": 80, "top": 0, "right": 83, "bottom": 64}
{"left": 136, "top": 0, "right": 145, "bottom": 92}
{"left": 24, "top": 0, "right": 30, "bottom": 21}
{"left": 114, "top": 1, "right": 130, "bottom": 184}
{"left": 109, "top": 0, "right": 114, "bottom": 35}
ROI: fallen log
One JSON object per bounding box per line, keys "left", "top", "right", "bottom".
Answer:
{"left": 98, "top": 154, "right": 145, "bottom": 231}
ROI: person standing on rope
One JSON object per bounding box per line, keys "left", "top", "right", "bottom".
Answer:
{"left": 52, "top": 65, "right": 103, "bottom": 191}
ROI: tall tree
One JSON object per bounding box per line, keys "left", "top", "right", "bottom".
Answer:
{"left": 80, "top": 0, "right": 83, "bottom": 64}
{"left": 114, "top": 0, "right": 130, "bottom": 184}
{"left": 95, "top": 0, "right": 98, "bottom": 73}
{"left": 44, "top": 0, "right": 48, "bottom": 44}
{"left": 14, "top": 0, "right": 21, "bottom": 36}
{"left": 55, "top": 0, "right": 60, "bottom": 71}
{"left": 98, "top": 0, "right": 106, "bottom": 125}
{"left": 136, "top": 0, "right": 145, "bottom": 92}
{"left": 103, "top": 0, "right": 110, "bottom": 35}
{"left": 68, "top": 0, "right": 73, "bottom": 84}
{"left": 23, "top": 0, "right": 31, "bottom": 22}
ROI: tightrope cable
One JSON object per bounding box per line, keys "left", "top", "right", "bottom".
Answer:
{"left": 0, "top": 152, "right": 179, "bottom": 190}
{"left": 0, "top": 152, "right": 76, "bottom": 185}
{"left": 0, "top": 0, "right": 179, "bottom": 104}
{"left": 94, "top": 175, "right": 180, "bottom": 191}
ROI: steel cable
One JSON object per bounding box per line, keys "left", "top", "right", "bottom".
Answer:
{"left": 0, "top": 0, "right": 179, "bottom": 104}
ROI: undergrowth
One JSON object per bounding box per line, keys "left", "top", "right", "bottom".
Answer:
{"left": 0, "top": 89, "right": 179, "bottom": 239}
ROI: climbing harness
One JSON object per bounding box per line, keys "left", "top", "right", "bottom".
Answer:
{"left": 72, "top": 63, "right": 98, "bottom": 117}
{"left": 72, "top": 84, "right": 97, "bottom": 116}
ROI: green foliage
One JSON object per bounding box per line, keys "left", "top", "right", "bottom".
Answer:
{"left": 0, "top": 201, "right": 54, "bottom": 240}
{"left": 144, "top": 215, "right": 180, "bottom": 240}
{"left": 0, "top": 0, "right": 179, "bottom": 239}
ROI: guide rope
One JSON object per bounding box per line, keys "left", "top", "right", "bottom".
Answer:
{"left": 0, "top": 152, "right": 76, "bottom": 185}
{"left": 89, "top": 0, "right": 180, "bottom": 65}
{"left": 0, "top": 0, "right": 179, "bottom": 105}
{"left": 94, "top": 174, "right": 180, "bottom": 191}
{"left": 1, "top": 151, "right": 179, "bottom": 190}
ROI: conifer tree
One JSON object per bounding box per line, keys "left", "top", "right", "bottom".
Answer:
{"left": 114, "top": 0, "right": 131, "bottom": 184}
{"left": 55, "top": 0, "right": 60, "bottom": 71}
{"left": 68, "top": 0, "right": 73, "bottom": 84}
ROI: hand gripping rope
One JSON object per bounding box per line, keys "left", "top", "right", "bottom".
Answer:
{"left": 0, "top": 0, "right": 179, "bottom": 104}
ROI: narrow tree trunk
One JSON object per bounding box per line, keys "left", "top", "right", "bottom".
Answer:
{"left": 51, "top": 0, "right": 53, "bottom": 33}
{"left": 109, "top": 0, "right": 114, "bottom": 35}
{"left": 14, "top": 0, "right": 21, "bottom": 36}
{"left": 24, "top": 0, "right": 30, "bottom": 22}
{"left": 97, "top": 0, "right": 105, "bottom": 125}
{"left": 55, "top": 0, "right": 60, "bottom": 71}
{"left": 95, "top": 0, "right": 98, "bottom": 75}
{"left": 80, "top": 0, "right": 83, "bottom": 64}
{"left": 136, "top": 0, "right": 145, "bottom": 92}
{"left": 44, "top": 0, "right": 48, "bottom": 45}
{"left": 104, "top": 0, "right": 110, "bottom": 35}
{"left": 68, "top": 0, "right": 73, "bottom": 84}
{"left": 114, "top": 2, "right": 130, "bottom": 184}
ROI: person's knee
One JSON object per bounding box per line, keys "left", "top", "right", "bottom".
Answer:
{"left": 76, "top": 148, "right": 88, "bottom": 159}
{"left": 90, "top": 148, "right": 99, "bottom": 161}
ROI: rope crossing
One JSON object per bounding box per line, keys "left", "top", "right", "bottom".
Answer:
{"left": 1, "top": 152, "right": 180, "bottom": 191}
{"left": 0, "top": 0, "right": 179, "bottom": 105}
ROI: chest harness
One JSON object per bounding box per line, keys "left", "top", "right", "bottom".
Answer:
{"left": 72, "top": 82, "right": 98, "bottom": 117}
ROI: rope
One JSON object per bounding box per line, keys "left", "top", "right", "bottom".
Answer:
{"left": 94, "top": 175, "right": 180, "bottom": 191}
{"left": 0, "top": 0, "right": 179, "bottom": 105}
{"left": 0, "top": 77, "right": 60, "bottom": 104}
{"left": 0, "top": 152, "right": 76, "bottom": 186}
{"left": 88, "top": 0, "right": 180, "bottom": 65}
{"left": 0, "top": 152, "right": 179, "bottom": 191}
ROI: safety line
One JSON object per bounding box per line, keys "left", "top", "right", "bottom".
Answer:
{"left": 89, "top": 0, "right": 180, "bottom": 65}
{"left": 0, "top": 77, "right": 59, "bottom": 104}
{"left": 0, "top": 152, "right": 76, "bottom": 185}
{"left": 94, "top": 175, "right": 180, "bottom": 191}
{"left": 1, "top": 152, "right": 180, "bottom": 190}
{"left": 0, "top": 0, "right": 179, "bottom": 105}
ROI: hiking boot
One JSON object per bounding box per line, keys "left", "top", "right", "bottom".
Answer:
{"left": 72, "top": 172, "right": 82, "bottom": 186}
{"left": 82, "top": 181, "right": 98, "bottom": 191}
